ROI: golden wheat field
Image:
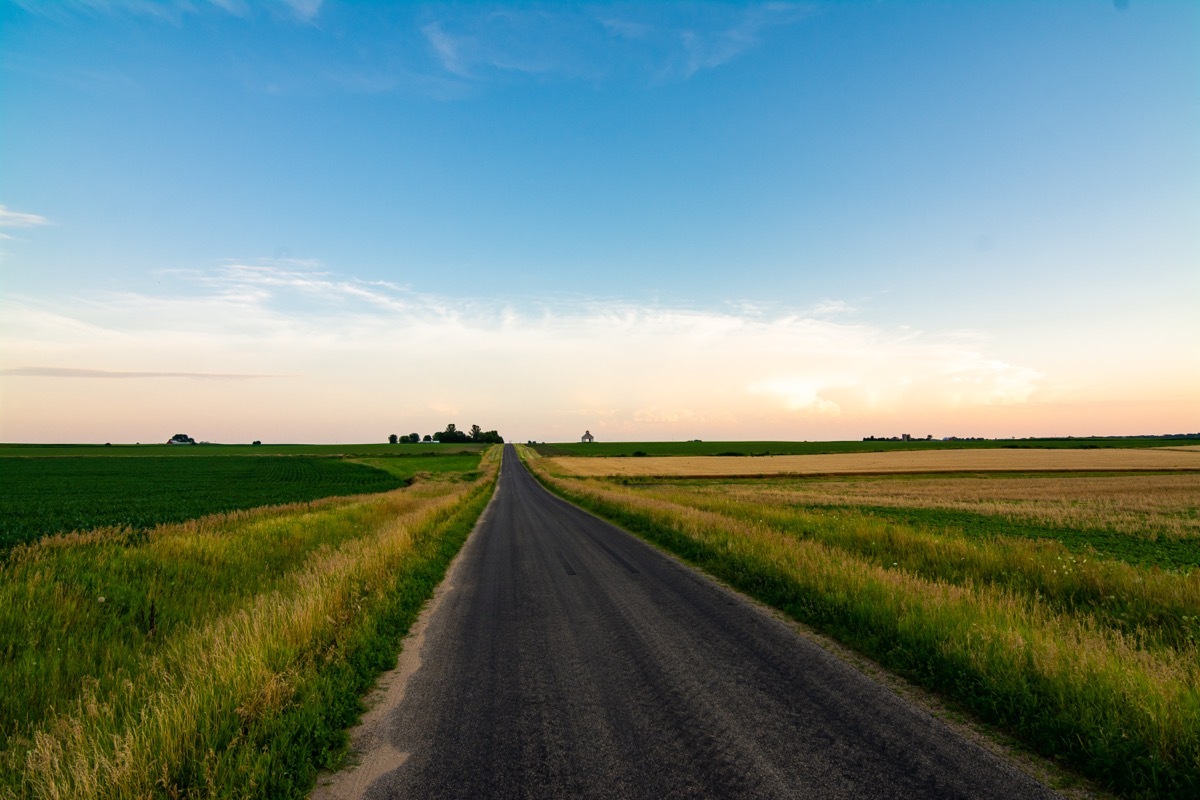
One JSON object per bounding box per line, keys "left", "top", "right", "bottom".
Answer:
{"left": 550, "top": 446, "right": 1200, "bottom": 477}
{"left": 668, "top": 473, "right": 1200, "bottom": 540}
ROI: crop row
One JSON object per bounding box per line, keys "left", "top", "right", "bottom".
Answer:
{"left": 0, "top": 456, "right": 410, "bottom": 550}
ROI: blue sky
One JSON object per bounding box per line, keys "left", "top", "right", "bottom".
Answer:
{"left": 1, "top": 1, "right": 1197, "bottom": 443}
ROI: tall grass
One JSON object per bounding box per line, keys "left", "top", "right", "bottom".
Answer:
{"left": 631, "top": 483, "right": 1200, "bottom": 651}
{"left": 675, "top": 473, "right": 1200, "bottom": 540}
{"left": 0, "top": 461, "right": 496, "bottom": 800}
{"left": 526, "top": 461, "right": 1200, "bottom": 799}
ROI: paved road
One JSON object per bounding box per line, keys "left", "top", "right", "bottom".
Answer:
{"left": 317, "top": 444, "right": 1057, "bottom": 799}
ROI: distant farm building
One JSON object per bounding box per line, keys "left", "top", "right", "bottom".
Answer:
{"left": 581, "top": 430, "right": 594, "bottom": 443}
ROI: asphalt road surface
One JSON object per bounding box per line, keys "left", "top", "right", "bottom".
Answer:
{"left": 316, "top": 444, "right": 1058, "bottom": 800}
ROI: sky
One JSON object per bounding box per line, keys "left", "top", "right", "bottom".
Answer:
{"left": 1, "top": 0, "right": 1197, "bottom": 444}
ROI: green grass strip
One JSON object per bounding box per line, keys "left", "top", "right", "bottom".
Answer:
{"left": 623, "top": 487, "right": 1200, "bottom": 652}
{"left": 161, "top": 478, "right": 496, "bottom": 798}
{"left": 834, "top": 504, "right": 1200, "bottom": 571}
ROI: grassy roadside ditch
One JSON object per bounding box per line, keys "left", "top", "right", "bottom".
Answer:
{"left": 520, "top": 452, "right": 1199, "bottom": 799}
{"left": 0, "top": 448, "right": 499, "bottom": 800}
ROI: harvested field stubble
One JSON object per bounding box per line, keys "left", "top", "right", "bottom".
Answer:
{"left": 525, "top": 456, "right": 1200, "bottom": 798}
{"left": 550, "top": 447, "right": 1200, "bottom": 477}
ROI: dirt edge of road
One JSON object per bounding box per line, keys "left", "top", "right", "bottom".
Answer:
{"left": 309, "top": 469, "right": 504, "bottom": 800}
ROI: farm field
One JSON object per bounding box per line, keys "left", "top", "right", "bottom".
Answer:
{"left": 0, "top": 447, "right": 501, "bottom": 800}
{"left": 2, "top": 457, "right": 383, "bottom": 551}
{"left": 353, "top": 454, "right": 482, "bottom": 482}
{"left": 549, "top": 445, "right": 1200, "bottom": 478}
{"left": 0, "top": 442, "right": 485, "bottom": 457}
{"left": 521, "top": 446, "right": 1200, "bottom": 798}
{"left": 0, "top": 449, "right": 485, "bottom": 551}
{"left": 534, "top": 436, "right": 1200, "bottom": 458}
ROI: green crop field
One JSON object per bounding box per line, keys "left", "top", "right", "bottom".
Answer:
{"left": 534, "top": 436, "right": 1200, "bottom": 458}
{"left": 352, "top": 454, "right": 483, "bottom": 482}
{"left": 0, "top": 442, "right": 485, "bottom": 457}
{"left": 523, "top": 450, "right": 1200, "bottom": 798}
{"left": 0, "top": 453, "right": 483, "bottom": 551}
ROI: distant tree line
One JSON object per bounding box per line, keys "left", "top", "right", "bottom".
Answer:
{"left": 388, "top": 423, "right": 503, "bottom": 445}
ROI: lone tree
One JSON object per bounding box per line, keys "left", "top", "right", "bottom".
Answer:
{"left": 388, "top": 433, "right": 399, "bottom": 444}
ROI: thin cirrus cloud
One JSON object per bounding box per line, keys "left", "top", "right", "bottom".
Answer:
{"left": 419, "top": 3, "right": 813, "bottom": 83}
{"left": 0, "top": 205, "right": 51, "bottom": 228}
{"left": 9, "top": 0, "right": 323, "bottom": 22}
{"left": 1, "top": 367, "right": 276, "bottom": 380}
{"left": 7, "top": 3, "right": 809, "bottom": 98}
{"left": 0, "top": 205, "right": 50, "bottom": 241}
{"left": 0, "top": 261, "right": 1047, "bottom": 442}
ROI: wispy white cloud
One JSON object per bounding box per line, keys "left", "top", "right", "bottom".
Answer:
{"left": 10, "top": 0, "right": 321, "bottom": 23}
{"left": 422, "top": 22, "right": 470, "bottom": 78}
{"left": 0, "top": 205, "right": 51, "bottom": 228}
{"left": 808, "top": 299, "right": 855, "bottom": 317}
{"left": 600, "top": 18, "right": 652, "bottom": 40}
{"left": 663, "top": 3, "right": 813, "bottom": 80}
{"left": 278, "top": 0, "right": 321, "bottom": 23}
{"left": 11, "top": 2, "right": 802, "bottom": 98}
{"left": 418, "top": 3, "right": 813, "bottom": 85}
{"left": 2, "top": 366, "right": 276, "bottom": 379}
{"left": 0, "top": 261, "right": 1047, "bottom": 442}
{"left": 204, "top": 0, "right": 249, "bottom": 18}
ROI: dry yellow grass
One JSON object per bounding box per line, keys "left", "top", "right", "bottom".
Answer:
{"left": 550, "top": 447, "right": 1200, "bottom": 477}
{"left": 673, "top": 473, "right": 1200, "bottom": 540}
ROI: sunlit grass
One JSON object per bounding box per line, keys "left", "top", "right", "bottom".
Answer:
{"left": 0, "top": 462, "right": 497, "bottom": 799}
{"left": 679, "top": 473, "right": 1200, "bottom": 540}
